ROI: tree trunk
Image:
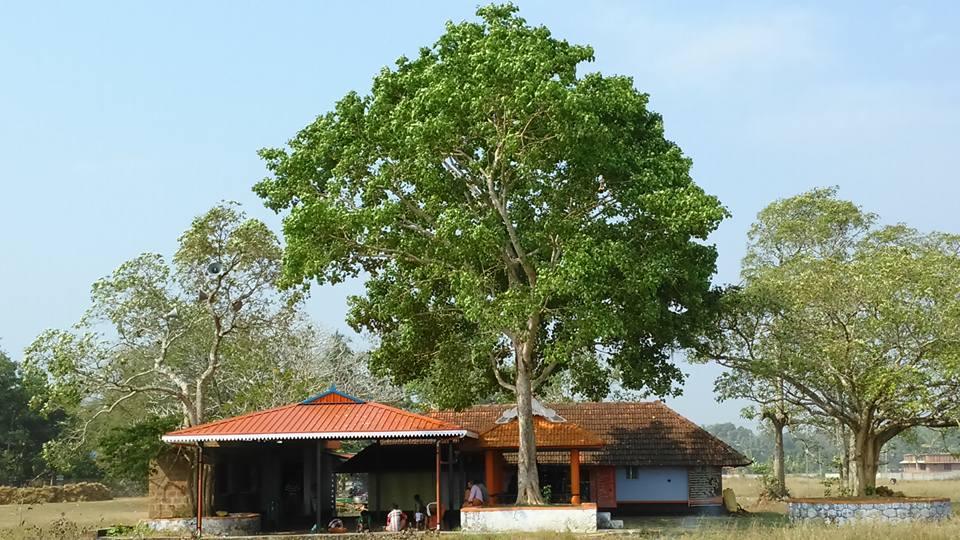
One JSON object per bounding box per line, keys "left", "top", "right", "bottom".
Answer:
{"left": 835, "top": 422, "right": 849, "bottom": 488}
{"left": 185, "top": 449, "right": 215, "bottom": 518}
{"left": 848, "top": 428, "right": 881, "bottom": 496}
{"left": 514, "top": 344, "right": 543, "bottom": 505}
{"left": 771, "top": 418, "right": 787, "bottom": 498}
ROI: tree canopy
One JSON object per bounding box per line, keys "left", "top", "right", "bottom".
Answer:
{"left": 0, "top": 349, "right": 60, "bottom": 486}
{"left": 699, "top": 187, "right": 960, "bottom": 494}
{"left": 256, "top": 3, "right": 726, "bottom": 503}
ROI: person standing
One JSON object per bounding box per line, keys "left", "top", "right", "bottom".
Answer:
{"left": 413, "top": 494, "right": 426, "bottom": 530}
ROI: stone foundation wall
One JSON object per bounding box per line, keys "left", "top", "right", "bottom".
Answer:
{"left": 148, "top": 450, "right": 193, "bottom": 519}
{"left": 461, "top": 504, "right": 598, "bottom": 533}
{"left": 788, "top": 498, "right": 952, "bottom": 525}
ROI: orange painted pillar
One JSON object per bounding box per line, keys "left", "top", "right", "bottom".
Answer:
{"left": 484, "top": 450, "right": 497, "bottom": 505}
{"left": 570, "top": 449, "right": 581, "bottom": 505}
{"left": 435, "top": 441, "right": 442, "bottom": 530}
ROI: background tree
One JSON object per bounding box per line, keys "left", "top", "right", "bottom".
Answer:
{"left": 0, "top": 349, "right": 60, "bottom": 486}
{"left": 715, "top": 367, "right": 795, "bottom": 499}
{"left": 256, "top": 4, "right": 726, "bottom": 504}
{"left": 22, "top": 203, "right": 301, "bottom": 508}
{"left": 699, "top": 187, "right": 960, "bottom": 495}
{"left": 24, "top": 203, "right": 292, "bottom": 431}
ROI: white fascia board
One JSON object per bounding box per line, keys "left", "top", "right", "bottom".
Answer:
{"left": 162, "top": 429, "right": 477, "bottom": 444}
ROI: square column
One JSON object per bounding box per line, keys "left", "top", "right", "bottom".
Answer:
{"left": 570, "top": 449, "right": 581, "bottom": 505}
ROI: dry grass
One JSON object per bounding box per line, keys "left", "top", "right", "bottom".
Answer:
{"left": 0, "top": 478, "right": 956, "bottom": 539}
{"left": 0, "top": 496, "right": 147, "bottom": 537}
{"left": 723, "top": 475, "right": 960, "bottom": 513}
{"left": 664, "top": 520, "right": 960, "bottom": 540}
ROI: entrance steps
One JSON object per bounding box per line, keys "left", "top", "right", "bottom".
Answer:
{"left": 597, "top": 511, "right": 624, "bottom": 529}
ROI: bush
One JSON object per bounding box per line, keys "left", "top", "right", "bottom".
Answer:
{"left": 752, "top": 463, "right": 789, "bottom": 501}
{"left": 868, "top": 485, "right": 906, "bottom": 498}
{"left": 0, "top": 482, "right": 112, "bottom": 504}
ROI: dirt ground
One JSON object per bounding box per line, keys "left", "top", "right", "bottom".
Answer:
{"left": 0, "top": 496, "right": 147, "bottom": 532}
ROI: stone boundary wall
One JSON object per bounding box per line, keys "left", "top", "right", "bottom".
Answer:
{"left": 461, "top": 503, "right": 598, "bottom": 533}
{"left": 788, "top": 498, "right": 952, "bottom": 525}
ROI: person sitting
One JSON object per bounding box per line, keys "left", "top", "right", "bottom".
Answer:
{"left": 385, "top": 503, "right": 407, "bottom": 531}
{"left": 327, "top": 518, "right": 347, "bottom": 534}
{"left": 462, "top": 479, "right": 485, "bottom": 507}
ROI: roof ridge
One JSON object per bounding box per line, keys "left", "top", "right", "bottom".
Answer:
{"left": 167, "top": 402, "right": 300, "bottom": 435}
{"left": 651, "top": 401, "right": 750, "bottom": 462}
{"left": 368, "top": 401, "right": 463, "bottom": 430}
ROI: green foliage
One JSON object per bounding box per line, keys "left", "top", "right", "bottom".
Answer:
{"left": 19, "top": 203, "right": 391, "bottom": 483}
{"left": 0, "top": 350, "right": 60, "bottom": 485}
{"left": 22, "top": 202, "right": 295, "bottom": 427}
{"left": 750, "top": 463, "right": 790, "bottom": 501}
{"left": 821, "top": 477, "right": 852, "bottom": 498}
{"left": 540, "top": 484, "right": 553, "bottom": 503}
{"left": 96, "top": 416, "right": 178, "bottom": 487}
{"left": 104, "top": 523, "right": 151, "bottom": 537}
{"left": 255, "top": 3, "right": 726, "bottom": 408}
{"left": 700, "top": 187, "right": 960, "bottom": 493}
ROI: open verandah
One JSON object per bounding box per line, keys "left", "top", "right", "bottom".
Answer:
{"left": 160, "top": 386, "right": 474, "bottom": 535}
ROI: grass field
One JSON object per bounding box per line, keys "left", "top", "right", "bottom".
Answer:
{"left": 0, "top": 477, "right": 957, "bottom": 539}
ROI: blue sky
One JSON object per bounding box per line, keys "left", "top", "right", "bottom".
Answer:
{"left": 1, "top": 1, "right": 958, "bottom": 426}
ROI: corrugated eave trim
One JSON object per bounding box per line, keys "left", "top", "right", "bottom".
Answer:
{"left": 161, "top": 429, "right": 476, "bottom": 443}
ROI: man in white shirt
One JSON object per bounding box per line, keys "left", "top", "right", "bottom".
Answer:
{"left": 385, "top": 503, "right": 406, "bottom": 531}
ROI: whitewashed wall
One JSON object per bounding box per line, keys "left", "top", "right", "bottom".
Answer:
{"left": 461, "top": 505, "right": 597, "bottom": 533}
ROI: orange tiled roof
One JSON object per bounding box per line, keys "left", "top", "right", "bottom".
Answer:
{"left": 162, "top": 387, "right": 473, "bottom": 443}
{"left": 476, "top": 417, "right": 604, "bottom": 449}
{"left": 431, "top": 401, "right": 750, "bottom": 467}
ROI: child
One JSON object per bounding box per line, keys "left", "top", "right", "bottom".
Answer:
{"left": 413, "top": 494, "right": 426, "bottom": 530}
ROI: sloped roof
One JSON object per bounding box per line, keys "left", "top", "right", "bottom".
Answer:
{"left": 430, "top": 401, "right": 750, "bottom": 467}
{"left": 162, "top": 387, "right": 474, "bottom": 443}
{"left": 901, "top": 454, "right": 960, "bottom": 464}
{"left": 476, "top": 417, "right": 604, "bottom": 449}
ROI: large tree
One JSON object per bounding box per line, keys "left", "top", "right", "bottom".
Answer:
{"left": 24, "top": 203, "right": 292, "bottom": 431}
{"left": 700, "top": 188, "right": 960, "bottom": 495}
{"left": 256, "top": 4, "right": 726, "bottom": 504}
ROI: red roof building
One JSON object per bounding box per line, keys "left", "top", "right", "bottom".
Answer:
{"left": 153, "top": 389, "right": 750, "bottom": 534}
{"left": 162, "top": 387, "right": 472, "bottom": 443}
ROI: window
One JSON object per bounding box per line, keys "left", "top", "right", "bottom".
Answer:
{"left": 625, "top": 466, "right": 639, "bottom": 480}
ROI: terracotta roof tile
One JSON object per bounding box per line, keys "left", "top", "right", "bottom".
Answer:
{"left": 477, "top": 417, "right": 604, "bottom": 449}
{"left": 430, "top": 401, "right": 750, "bottom": 467}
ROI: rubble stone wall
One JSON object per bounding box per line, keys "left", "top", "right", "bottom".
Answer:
{"left": 788, "top": 498, "right": 952, "bottom": 525}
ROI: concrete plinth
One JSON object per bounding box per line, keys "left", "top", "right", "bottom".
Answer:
{"left": 461, "top": 503, "right": 598, "bottom": 533}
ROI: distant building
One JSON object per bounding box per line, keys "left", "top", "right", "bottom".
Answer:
{"left": 900, "top": 454, "right": 960, "bottom": 477}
